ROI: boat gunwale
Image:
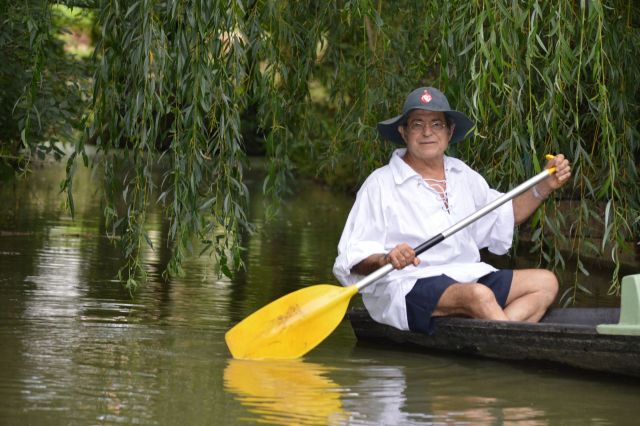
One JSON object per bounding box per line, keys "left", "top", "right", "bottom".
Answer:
{"left": 348, "top": 307, "right": 625, "bottom": 336}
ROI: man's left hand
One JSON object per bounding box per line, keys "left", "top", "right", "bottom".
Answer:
{"left": 543, "top": 154, "right": 571, "bottom": 193}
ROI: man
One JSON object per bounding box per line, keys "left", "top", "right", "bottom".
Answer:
{"left": 332, "top": 87, "right": 572, "bottom": 334}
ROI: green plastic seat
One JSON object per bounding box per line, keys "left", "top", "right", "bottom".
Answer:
{"left": 597, "top": 274, "right": 640, "bottom": 336}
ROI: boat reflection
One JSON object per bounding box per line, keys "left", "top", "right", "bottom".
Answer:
{"left": 342, "top": 347, "right": 552, "bottom": 425}
{"left": 224, "top": 358, "right": 350, "bottom": 425}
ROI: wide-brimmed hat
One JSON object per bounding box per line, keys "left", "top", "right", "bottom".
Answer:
{"left": 377, "top": 87, "right": 475, "bottom": 145}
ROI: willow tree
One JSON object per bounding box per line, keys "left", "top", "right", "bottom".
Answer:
{"left": 61, "top": 0, "right": 336, "bottom": 288}
{"left": 11, "top": 1, "right": 637, "bottom": 295}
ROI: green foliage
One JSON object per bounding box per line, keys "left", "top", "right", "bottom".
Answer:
{"left": 6, "top": 0, "right": 638, "bottom": 295}
{"left": 51, "top": 4, "right": 96, "bottom": 58}
{"left": 62, "top": 1, "right": 356, "bottom": 288}
{"left": 0, "top": 0, "right": 90, "bottom": 174}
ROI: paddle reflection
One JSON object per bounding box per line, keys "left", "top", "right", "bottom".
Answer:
{"left": 224, "top": 359, "right": 350, "bottom": 425}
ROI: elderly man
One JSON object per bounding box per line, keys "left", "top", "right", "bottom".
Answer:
{"left": 333, "top": 87, "right": 571, "bottom": 334}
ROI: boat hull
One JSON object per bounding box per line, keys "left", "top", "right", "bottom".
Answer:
{"left": 348, "top": 307, "right": 640, "bottom": 378}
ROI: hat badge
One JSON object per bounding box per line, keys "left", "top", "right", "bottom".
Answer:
{"left": 420, "top": 90, "right": 432, "bottom": 104}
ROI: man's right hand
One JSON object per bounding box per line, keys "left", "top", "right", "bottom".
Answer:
{"left": 385, "top": 243, "right": 420, "bottom": 270}
{"left": 351, "top": 243, "right": 420, "bottom": 275}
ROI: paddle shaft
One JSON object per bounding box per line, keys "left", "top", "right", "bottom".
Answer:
{"left": 354, "top": 167, "right": 556, "bottom": 291}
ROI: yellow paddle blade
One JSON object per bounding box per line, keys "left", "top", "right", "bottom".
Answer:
{"left": 225, "top": 284, "right": 359, "bottom": 360}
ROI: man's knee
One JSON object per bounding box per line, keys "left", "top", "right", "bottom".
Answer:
{"left": 538, "top": 269, "right": 559, "bottom": 303}
{"left": 436, "top": 282, "right": 498, "bottom": 317}
{"left": 467, "top": 282, "right": 497, "bottom": 303}
{"left": 465, "top": 283, "right": 502, "bottom": 316}
{"left": 512, "top": 269, "right": 559, "bottom": 300}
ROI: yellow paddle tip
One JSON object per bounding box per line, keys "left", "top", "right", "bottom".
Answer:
{"left": 544, "top": 154, "right": 557, "bottom": 174}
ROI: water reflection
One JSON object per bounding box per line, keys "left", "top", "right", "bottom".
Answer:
{"left": 234, "top": 353, "right": 558, "bottom": 426}
{"left": 338, "top": 344, "right": 640, "bottom": 425}
{"left": 224, "top": 359, "right": 349, "bottom": 425}
{"left": 342, "top": 364, "right": 412, "bottom": 425}
{"left": 1, "top": 158, "right": 639, "bottom": 425}
{"left": 224, "top": 354, "right": 564, "bottom": 426}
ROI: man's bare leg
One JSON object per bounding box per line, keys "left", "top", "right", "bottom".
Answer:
{"left": 431, "top": 269, "right": 558, "bottom": 322}
{"left": 503, "top": 269, "right": 558, "bottom": 322}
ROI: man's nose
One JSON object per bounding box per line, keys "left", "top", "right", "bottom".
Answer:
{"left": 422, "top": 124, "right": 434, "bottom": 135}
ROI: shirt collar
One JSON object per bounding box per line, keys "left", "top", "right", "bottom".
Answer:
{"left": 389, "top": 148, "right": 462, "bottom": 185}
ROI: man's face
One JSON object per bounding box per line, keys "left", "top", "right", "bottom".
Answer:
{"left": 398, "top": 110, "right": 454, "bottom": 163}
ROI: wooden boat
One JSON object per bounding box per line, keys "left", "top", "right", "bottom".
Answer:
{"left": 348, "top": 307, "right": 639, "bottom": 378}
{"left": 348, "top": 275, "right": 640, "bottom": 379}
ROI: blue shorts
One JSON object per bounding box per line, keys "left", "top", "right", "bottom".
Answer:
{"left": 405, "top": 270, "right": 513, "bottom": 335}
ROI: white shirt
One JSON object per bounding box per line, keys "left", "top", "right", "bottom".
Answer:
{"left": 333, "top": 149, "right": 514, "bottom": 330}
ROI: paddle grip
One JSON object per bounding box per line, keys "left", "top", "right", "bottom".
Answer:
{"left": 413, "top": 234, "right": 445, "bottom": 257}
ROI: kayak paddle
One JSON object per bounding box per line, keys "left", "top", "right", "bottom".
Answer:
{"left": 225, "top": 164, "right": 557, "bottom": 359}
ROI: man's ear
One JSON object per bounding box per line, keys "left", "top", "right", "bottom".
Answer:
{"left": 398, "top": 125, "right": 407, "bottom": 142}
{"left": 448, "top": 123, "right": 456, "bottom": 141}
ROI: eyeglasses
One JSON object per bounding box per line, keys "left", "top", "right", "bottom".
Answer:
{"left": 406, "top": 120, "right": 448, "bottom": 133}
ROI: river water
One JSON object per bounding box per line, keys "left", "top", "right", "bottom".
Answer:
{"left": 0, "top": 158, "right": 638, "bottom": 425}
